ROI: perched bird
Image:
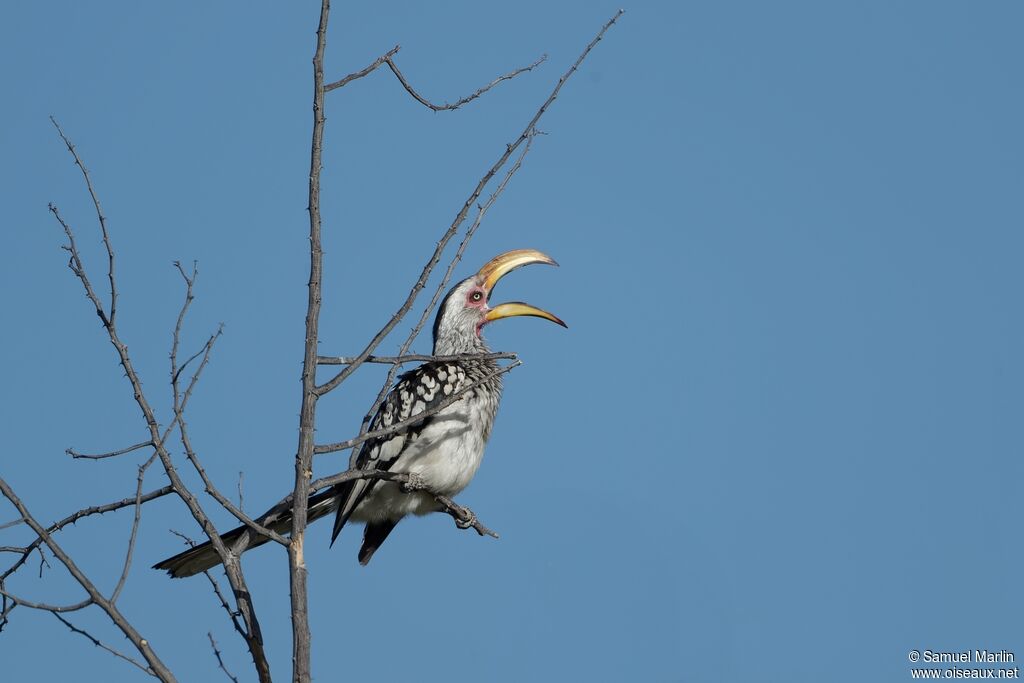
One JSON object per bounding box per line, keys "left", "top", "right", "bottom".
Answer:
{"left": 154, "top": 249, "right": 565, "bottom": 577}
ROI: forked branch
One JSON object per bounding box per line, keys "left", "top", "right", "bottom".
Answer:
{"left": 325, "top": 44, "right": 546, "bottom": 113}
{"left": 0, "top": 478, "right": 175, "bottom": 681}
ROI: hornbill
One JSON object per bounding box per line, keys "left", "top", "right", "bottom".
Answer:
{"left": 154, "top": 249, "right": 565, "bottom": 577}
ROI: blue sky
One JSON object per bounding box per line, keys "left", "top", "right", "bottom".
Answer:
{"left": 2, "top": 2, "right": 1022, "bottom": 681}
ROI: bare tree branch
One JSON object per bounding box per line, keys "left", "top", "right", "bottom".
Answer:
{"left": 49, "top": 203, "right": 111, "bottom": 328}
{"left": 0, "top": 478, "right": 176, "bottom": 681}
{"left": 382, "top": 52, "right": 546, "bottom": 111}
{"left": 36, "top": 546, "right": 51, "bottom": 577}
{"left": 323, "top": 45, "right": 399, "bottom": 91}
{"left": 208, "top": 632, "right": 241, "bottom": 683}
{"left": 66, "top": 440, "right": 154, "bottom": 460}
{"left": 202, "top": 570, "right": 247, "bottom": 643}
{"left": 167, "top": 530, "right": 250, "bottom": 642}
{"left": 170, "top": 260, "right": 199, "bottom": 388}
{"left": 1, "top": 486, "right": 174, "bottom": 588}
{"left": 53, "top": 612, "right": 156, "bottom": 677}
{"left": 110, "top": 454, "right": 157, "bottom": 604}
{"left": 324, "top": 44, "right": 545, "bottom": 113}
{"left": 51, "top": 116, "right": 117, "bottom": 323}
{"left": 0, "top": 589, "right": 92, "bottom": 614}
{"left": 289, "top": 2, "right": 332, "bottom": 678}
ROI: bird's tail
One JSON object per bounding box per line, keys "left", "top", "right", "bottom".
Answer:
{"left": 153, "top": 490, "right": 337, "bottom": 578}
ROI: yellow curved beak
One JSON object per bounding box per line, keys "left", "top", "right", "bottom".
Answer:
{"left": 476, "top": 249, "right": 566, "bottom": 328}
{"left": 477, "top": 249, "right": 559, "bottom": 292}
{"left": 484, "top": 302, "right": 567, "bottom": 327}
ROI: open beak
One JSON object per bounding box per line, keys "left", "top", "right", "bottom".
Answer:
{"left": 477, "top": 249, "right": 567, "bottom": 328}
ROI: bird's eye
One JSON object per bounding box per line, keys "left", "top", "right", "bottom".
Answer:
{"left": 470, "top": 291, "right": 483, "bottom": 302}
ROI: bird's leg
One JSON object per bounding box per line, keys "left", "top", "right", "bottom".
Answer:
{"left": 399, "top": 472, "right": 427, "bottom": 493}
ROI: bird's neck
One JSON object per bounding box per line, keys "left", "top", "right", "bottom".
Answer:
{"left": 433, "top": 326, "right": 488, "bottom": 356}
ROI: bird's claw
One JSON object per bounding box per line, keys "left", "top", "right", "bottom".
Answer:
{"left": 400, "top": 473, "right": 427, "bottom": 493}
{"left": 455, "top": 510, "right": 476, "bottom": 529}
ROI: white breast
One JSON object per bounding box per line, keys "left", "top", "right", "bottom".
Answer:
{"left": 351, "top": 396, "right": 491, "bottom": 522}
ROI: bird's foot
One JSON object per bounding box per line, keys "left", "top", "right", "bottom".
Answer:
{"left": 400, "top": 472, "right": 427, "bottom": 493}
{"left": 455, "top": 508, "right": 476, "bottom": 530}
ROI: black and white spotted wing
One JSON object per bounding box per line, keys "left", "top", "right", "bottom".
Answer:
{"left": 329, "top": 361, "right": 468, "bottom": 544}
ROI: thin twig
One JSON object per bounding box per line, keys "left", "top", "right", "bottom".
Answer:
{"left": 66, "top": 440, "right": 153, "bottom": 460}
{"left": 324, "top": 45, "right": 400, "bottom": 91}
{"left": 37, "top": 546, "right": 51, "bottom": 577}
{"left": 49, "top": 203, "right": 111, "bottom": 328}
{"left": 167, "top": 529, "right": 249, "bottom": 639}
{"left": 53, "top": 613, "right": 156, "bottom": 677}
{"left": 50, "top": 117, "right": 117, "bottom": 324}
{"left": 237, "top": 472, "right": 244, "bottom": 513}
{"left": 208, "top": 632, "right": 241, "bottom": 683}
{"left": 0, "top": 595, "right": 14, "bottom": 632}
{"left": 173, "top": 343, "right": 209, "bottom": 386}
{"left": 0, "top": 589, "right": 92, "bottom": 614}
{"left": 169, "top": 260, "right": 201, "bottom": 385}
{"left": 382, "top": 53, "right": 546, "bottom": 111}
{"left": 324, "top": 44, "right": 544, "bottom": 113}
{"left": 110, "top": 453, "right": 157, "bottom": 604}
{"left": 178, "top": 417, "right": 287, "bottom": 546}
{"left": 202, "top": 569, "right": 247, "bottom": 641}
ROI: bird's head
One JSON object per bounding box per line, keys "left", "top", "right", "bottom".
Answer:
{"left": 432, "top": 249, "right": 566, "bottom": 355}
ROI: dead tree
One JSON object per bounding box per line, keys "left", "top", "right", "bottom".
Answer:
{"left": 0, "top": 4, "right": 622, "bottom": 682}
